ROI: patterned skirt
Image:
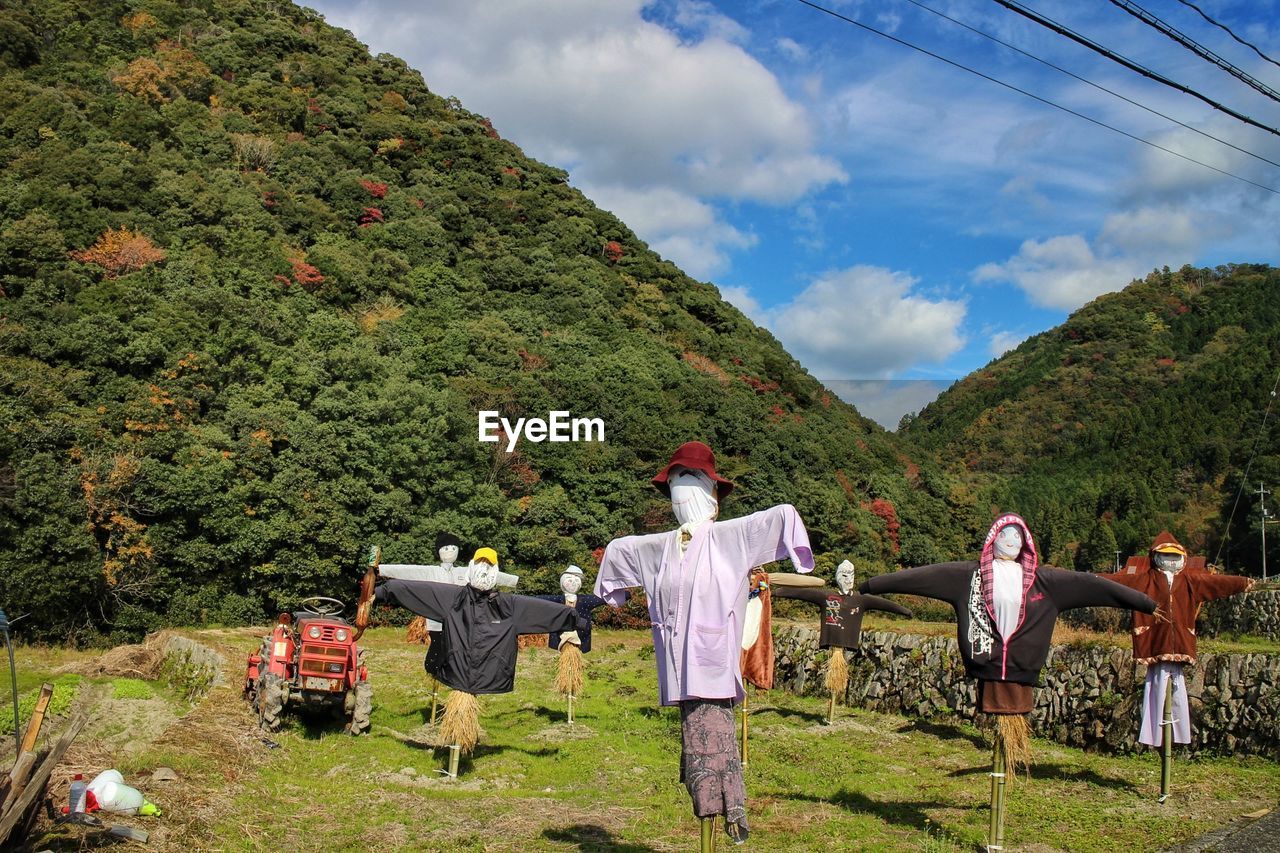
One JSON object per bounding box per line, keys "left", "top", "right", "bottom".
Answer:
{"left": 679, "top": 699, "right": 747, "bottom": 834}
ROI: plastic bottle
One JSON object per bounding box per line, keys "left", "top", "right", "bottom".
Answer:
{"left": 69, "top": 773, "right": 87, "bottom": 813}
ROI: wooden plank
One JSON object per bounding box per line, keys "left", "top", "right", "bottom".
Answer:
{"left": 0, "top": 706, "right": 89, "bottom": 846}
{"left": 3, "top": 751, "right": 36, "bottom": 803}
{"left": 19, "top": 684, "right": 54, "bottom": 753}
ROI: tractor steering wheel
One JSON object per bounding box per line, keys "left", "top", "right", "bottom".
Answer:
{"left": 298, "top": 596, "right": 346, "bottom": 617}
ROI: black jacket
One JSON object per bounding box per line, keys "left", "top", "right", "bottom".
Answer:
{"left": 860, "top": 562, "right": 1156, "bottom": 685}
{"left": 531, "top": 593, "right": 608, "bottom": 653}
{"left": 772, "top": 586, "right": 911, "bottom": 649}
{"left": 376, "top": 579, "right": 587, "bottom": 694}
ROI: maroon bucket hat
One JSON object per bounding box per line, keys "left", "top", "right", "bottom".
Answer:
{"left": 651, "top": 441, "right": 735, "bottom": 498}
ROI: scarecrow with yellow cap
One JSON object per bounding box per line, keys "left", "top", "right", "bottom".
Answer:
{"left": 366, "top": 546, "right": 589, "bottom": 777}
{"left": 594, "top": 441, "right": 815, "bottom": 848}
{"left": 1105, "top": 531, "right": 1254, "bottom": 801}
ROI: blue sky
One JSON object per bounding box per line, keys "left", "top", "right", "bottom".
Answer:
{"left": 304, "top": 0, "right": 1280, "bottom": 427}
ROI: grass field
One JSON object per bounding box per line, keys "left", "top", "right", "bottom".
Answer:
{"left": 10, "top": 625, "right": 1280, "bottom": 851}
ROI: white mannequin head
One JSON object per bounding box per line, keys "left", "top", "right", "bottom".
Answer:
{"left": 994, "top": 524, "right": 1023, "bottom": 560}
{"left": 1154, "top": 552, "right": 1186, "bottom": 574}
{"left": 669, "top": 468, "right": 718, "bottom": 527}
{"left": 438, "top": 544, "right": 459, "bottom": 566}
{"left": 560, "top": 565, "right": 583, "bottom": 595}
{"left": 834, "top": 560, "right": 856, "bottom": 595}
{"left": 468, "top": 555, "right": 499, "bottom": 591}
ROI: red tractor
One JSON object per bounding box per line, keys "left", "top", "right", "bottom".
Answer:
{"left": 244, "top": 596, "right": 372, "bottom": 735}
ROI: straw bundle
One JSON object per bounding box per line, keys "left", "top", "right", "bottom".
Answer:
{"left": 824, "top": 648, "right": 849, "bottom": 696}
{"left": 439, "top": 690, "right": 481, "bottom": 754}
{"left": 405, "top": 617, "right": 431, "bottom": 645}
{"left": 554, "top": 642, "right": 585, "bottom": 697}
{"left": 996, "top": 714, "right": 1032, "bottom": 783}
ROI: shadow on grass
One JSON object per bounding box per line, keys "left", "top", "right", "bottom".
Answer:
{"left": 946, "top": 762, "right": 1136, "bottom": 791}
{"left": 898, "top": 718, "right": 988, "bottom": 749}
{"left": 541, "top": 823, "right": 659, "bottom": 852}
{"left": 755, "top": 706, "right": 829, "bottom": 725}
{"left": 774, "top": 788, "right": 958, "bottom": 832}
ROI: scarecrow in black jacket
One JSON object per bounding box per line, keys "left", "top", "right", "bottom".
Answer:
{"left": 860, "top": 514, "right": 1158, "bottom": 850}
{"left": 773, "top": 559, "right": 911, "bottom": 722}
{"left": 374, "top": 547, "right": 587, "bottom": 772}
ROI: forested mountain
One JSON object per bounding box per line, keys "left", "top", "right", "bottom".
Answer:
{"left": 905, "top": 264, "right": 1280, "bottom": 574}
{"left": 0, "top": 0, "right": 979, "bottom": 641}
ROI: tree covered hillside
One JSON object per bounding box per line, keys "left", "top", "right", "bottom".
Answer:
{"left": 905, "top": 264, "right": 1280, "bottom": 574}
{"left": 0, "top": 0, "right": 979, "bottom": 642}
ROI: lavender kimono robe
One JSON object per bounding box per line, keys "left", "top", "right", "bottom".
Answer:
{"left": 595, "top": 504, "right": 814, "bottom": 705}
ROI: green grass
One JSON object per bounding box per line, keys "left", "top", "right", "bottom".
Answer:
{"left": 180, "top": 627, "right": 1278, "bottom": 852}
{"left": 0, "top": 674, "right": 83, "bottom": 736}
{"left": 111, "top": 678, "right": 155, "bottom": 700}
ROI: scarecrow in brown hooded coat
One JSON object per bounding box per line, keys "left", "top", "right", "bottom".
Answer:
{"left": 1105, "top": 531, "right": 1253, "bottom": 799}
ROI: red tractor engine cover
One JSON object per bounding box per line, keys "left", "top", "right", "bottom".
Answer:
{"left": 295, "top": 618, "right": 360, "bottom": 692}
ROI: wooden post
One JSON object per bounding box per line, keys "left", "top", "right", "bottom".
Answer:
{"left": 19, "top": 685, "right": 53, "bottom": 754}
{"left": 429, "top": 680, "right": 440, "bottom": 727}
{"left": 827, "top": 690, "right": 837, "bottom": 725}
{"left": 567, "top": 693, "right": 575, "bottom": 725}
{"left": 740, "top": 690, "right": 748, "bottom": 767}
{"left": 700, "top": 816, "right": 716, "bottom": 851}
{"left": 1159, "top": 674, "right": 1174, "bottom": 803}
{"left": 987, "top": 729, "right": 1007, "bottom": 852}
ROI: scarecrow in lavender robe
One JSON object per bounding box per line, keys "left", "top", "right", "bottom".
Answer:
{"left": 1104, "top": 531, "right": 1253, "bottom": 801}
{"left": 595, "top": 441, "right": 814, "bottom": 848}
{"left": 860, "top": 513, "right": 1158, "bottom": 851}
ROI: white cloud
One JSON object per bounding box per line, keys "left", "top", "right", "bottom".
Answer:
{"left": 823, "top": 379, "right": 953, "bottom": 430}
{"left": 718, "top": 285, "right": 763, "bottom": 321}
{"left": 974, "top": 206, "right": 1201, "bottom": 310}
{"left": 988, "top": 330, "right": 1028, "bottom": 358}
{"left": 751, "top": 266, "right": 966, "bottom": 378}
{"left": 776, "top": 37, "right": 808, "bottom": 62}
{"left": 313, "top": 0, "right": 844, "bottom": 273}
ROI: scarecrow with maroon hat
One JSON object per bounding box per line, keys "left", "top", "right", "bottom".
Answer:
{"left": 860, "top": 513, "right": 1159, "bottom": 850}
{"left": 594, "top": 441, "right": 814, "bottom": 848}
{"left": 1105, "top": 531, "right": 1253, "bottom": 800}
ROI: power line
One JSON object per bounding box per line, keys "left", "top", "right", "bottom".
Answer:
{"left": 1174, "top": 0, "right": 1280, "bottom": 72}
{"left": 900, "top": 0, "right": 1280, "bottom": 172}
{"left": 1105, "top": 0, "right": 1280, "bottom": 105}
{"left": 791, "top": 0, "right": 1280, "bottom": 195}
{"left": 1214, "top": 365, "right": 1280, "bottom": 569}
{"left": 990, "top": 0, "right": 1280, "bottom": 139}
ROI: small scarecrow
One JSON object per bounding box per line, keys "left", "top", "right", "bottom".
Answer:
{"left": 1105, "top": 531, "right": 1253, "bottom": 801}
{"left": 533, "top": 565, "right": 610, "bottom": 723}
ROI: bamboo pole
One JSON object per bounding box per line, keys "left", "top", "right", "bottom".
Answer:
{"left": 700, "top": 816, "right": 716, "bottom": 851}
{"left": 446, "top": 744, "right": 461, "bottom": 779}
{"left": 740, "top": 690, "right": 748, "bottom": 767}
{"left": 429, "top": 679, "right": 440, "bottom": 726}
{"left": 567, "top": 692, "right": 575, "bottom": 725}
{"left": 987, "top": 728, "right": 1007, "bottom": 852}
{"left": 1159, "top": 673, "right": 1174, "bottom": 803}
{"left": 19, "top": 685, "right": 52, "bottom": 754}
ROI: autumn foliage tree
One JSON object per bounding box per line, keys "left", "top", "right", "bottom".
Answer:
{"left": 70, "top": 228, "right": 167, "bottom": 278}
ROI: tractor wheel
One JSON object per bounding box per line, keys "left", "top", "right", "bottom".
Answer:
{"left": 258, "top": 671, "right": 287, "bottom": 732}
{"left": 347, "top": 678, "right": 372, "bottom": 736}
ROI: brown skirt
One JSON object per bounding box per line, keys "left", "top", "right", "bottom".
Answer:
{"left": 978, "top": 679, "right": 1034, "bottom": 715}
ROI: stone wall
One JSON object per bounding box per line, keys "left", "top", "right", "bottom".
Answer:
{"left": 1062, "top": 589, "right": 1280, "bottom": 640}
{"left": 771, "top": 625, "right": 1280, "bottom": 759}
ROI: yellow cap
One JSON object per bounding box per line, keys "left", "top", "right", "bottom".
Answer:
{"left": 472, "top": 547, "right": 499, "bottom": 565}
{"left": 1153, "top": 542, "right": 1187, "bottom": 556}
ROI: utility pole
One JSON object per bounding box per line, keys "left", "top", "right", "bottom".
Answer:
{"left": 1258, "top": 484, "right": 1272, "bottom": 582}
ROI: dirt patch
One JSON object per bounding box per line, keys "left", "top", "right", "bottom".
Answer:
{"left": 529, "top": 722, "right": 597, "bottom": 742}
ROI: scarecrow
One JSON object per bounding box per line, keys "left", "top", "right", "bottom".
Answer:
{"left": 369, "top": 548, "right": 587, "bottom": 778}
{"left": 594, "top": 441, "right": 814, "bottom": 848}
{"left": 773, "top": 559, "right": 912, "bottom": 724}
{"left": 533, "top": 565, "right": 610, "bottom": 723}
{"left": 377, "top": 534, "right": 519, "bottom": 722}
{"left": 859, "top": 514, "right": 1158, "bottom": 852}
{"left": 1105, "top": 531, "right": 1253, "bottom": 801}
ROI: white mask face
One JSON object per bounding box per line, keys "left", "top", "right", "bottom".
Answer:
{"left": 438, "top": 544, "right": 459, "bottom": 565}
{"left": 995, "top": 525, "right": 1023, "bottom": 560}
{"left": 468, "top": 560, "right": 499, "bottom": 591}
{"left": 670, "top": 469, "right": 717, "bottom": 527}
{"left": 1155, "top": 553, "right": 1185, "bottom": 574}
{"left": 560, "top": 573, "right": 582, "bottom": 595}
{"left": 835, "top": 560, "right": 856, "bottom": 595}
